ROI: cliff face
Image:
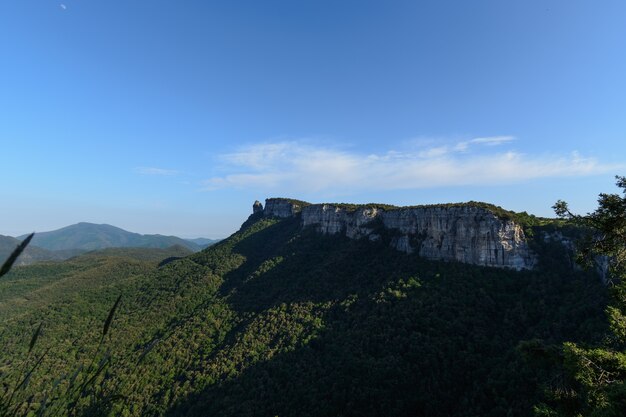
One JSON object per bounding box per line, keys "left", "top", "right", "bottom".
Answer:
{"left": 263, "top": 199, "right": 305, "bottom": 218}
{"left": 261, "top": 198, "right": 536, "bottom": 270}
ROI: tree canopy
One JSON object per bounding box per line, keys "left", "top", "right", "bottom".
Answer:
{"left": 538, "top": 176, "right": 626, "bottom": 417}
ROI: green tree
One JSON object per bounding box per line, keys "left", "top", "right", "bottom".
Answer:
{"left": 539, "top": 176, "right": 626, "bottom": 416}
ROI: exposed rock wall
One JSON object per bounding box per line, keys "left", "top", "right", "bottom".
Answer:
{"left": 301, "top": 204, "right": 379, "bottom": 239}
{"left": 263, "top": 199, "right": 304, "bottom": 218}
{"left": 263, "top": 198, "right": 536, "bottom": 270}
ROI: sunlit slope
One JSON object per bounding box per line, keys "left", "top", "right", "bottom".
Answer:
{"left": 0, "top": 246, "right": 193, "bottom": 324}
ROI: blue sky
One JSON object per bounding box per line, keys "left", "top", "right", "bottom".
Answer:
{"left": 1, "top": 0, "right": 625, "bottom": 238}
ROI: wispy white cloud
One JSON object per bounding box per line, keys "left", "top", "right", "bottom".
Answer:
{"left": 470, "top": 135, "right": 515, "bottom": 145}
{"left": 202, "top": 139, "right": 618, "bottom": 194}
{"left": 454, "top": 135, "right": 515, "bottom": 152}
{"left": 417, "top": 146, "right": 449, "bottom": 158}
{"left": 135, "top": 167, "right": 179, "bottom": 176}
{"left": 60, "top": 3, "right": 67, "bottom": 10}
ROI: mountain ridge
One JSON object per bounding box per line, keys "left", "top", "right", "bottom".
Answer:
{"left": 15, "top": 222, "right": 213, "bottom": 252}
{"left": 255, "top": 198, "right": 550, "bottom": 270}
{"left": 184, "top": 237, "right": 221, "bottom": 248}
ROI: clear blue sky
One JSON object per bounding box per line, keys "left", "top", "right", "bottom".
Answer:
{"left": 1, "top": 0, "right": 625, "bottom": 238}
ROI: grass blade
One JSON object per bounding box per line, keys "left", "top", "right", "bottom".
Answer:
{"left": 6, "top": 348, "right": 50, "bottom": 409}
{"left": 0, "top": 233, "right": 34, "bottom": 278}
{"left": 76, "top": 295, "right": 121, "bottom": 398}
{"left": 76, "top": 354, "right": 110, "bottom": 400}
{"left": 103, "top": 294, "right": 122, "bottom": 339}
{"left": 28, "top": 323, "right": 43, "bottom": 354}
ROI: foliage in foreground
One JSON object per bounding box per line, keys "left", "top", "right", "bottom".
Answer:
{"left": 535, "top": 176, "right": 626, "bottom": 417}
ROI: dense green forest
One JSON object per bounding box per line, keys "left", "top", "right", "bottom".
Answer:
{"left": 0, "top": 211, "right": 611, "bottom": 416}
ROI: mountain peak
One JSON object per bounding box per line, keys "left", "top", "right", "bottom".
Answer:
{"left": 20, "top": 223, "right": 203, "bottom": 252}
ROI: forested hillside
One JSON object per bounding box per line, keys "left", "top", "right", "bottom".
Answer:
{"left": 0, "top": 210, "right": 609, "bottom": 417}
{"left": 0, "top": 235, "right": 83, "bottom": 265}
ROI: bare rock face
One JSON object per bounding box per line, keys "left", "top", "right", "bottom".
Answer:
{"left": 260, "top": 198, "right": 536, "bottom": 270}
{"left": 263, "top": 198, "right": 304, "bottom": 218}
{"left": 301, "top": 205, "right": 379, "bottom": 239}
{"left": 253, "top": 200, "right": 264, "bottom": 214}
{"left": 379, "top": 206, "right": 534, "bottom": 270}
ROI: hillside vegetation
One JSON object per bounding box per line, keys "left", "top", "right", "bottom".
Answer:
{"left": 0, "top": 235, "right": 83, "bottom": 265}
{"left": 0, "top": 212, "right": 609, "bottom": 417}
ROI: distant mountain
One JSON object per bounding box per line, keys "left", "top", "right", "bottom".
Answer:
{"left": 17, "top": 223, "right": 203, "bottom": 252}
{"left": 184, "top": 237, "right": 220, "bottom": 248}
{"left": 0, "top": 235, "right": 83, "bottom": 265}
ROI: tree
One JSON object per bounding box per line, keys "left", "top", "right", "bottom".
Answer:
{"left": 539, "top": 176, "right": 626, "bottom": 417}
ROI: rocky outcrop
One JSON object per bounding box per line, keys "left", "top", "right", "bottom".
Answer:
{"left": 261, "top": 198, "right": 536, "bottom": 270}
{"left": 263, "top": 199, "right": 306, "bottom": 218}
{"left": 300, "top": 204, "right": 379, "bottom": 239}
{"left": 253, "top": 200, "right": 264, "bottom": 214}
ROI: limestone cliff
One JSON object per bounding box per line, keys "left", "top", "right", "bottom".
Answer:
{"left": 263, "top": 198, "right": 307, "bottom": 218}
{"left": 260, "top": 198, "right": 536, "bottom": 270}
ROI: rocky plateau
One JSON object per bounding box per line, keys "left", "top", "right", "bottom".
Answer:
{"left": 258, "top": 198, "right": 537, "bottom": 270}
